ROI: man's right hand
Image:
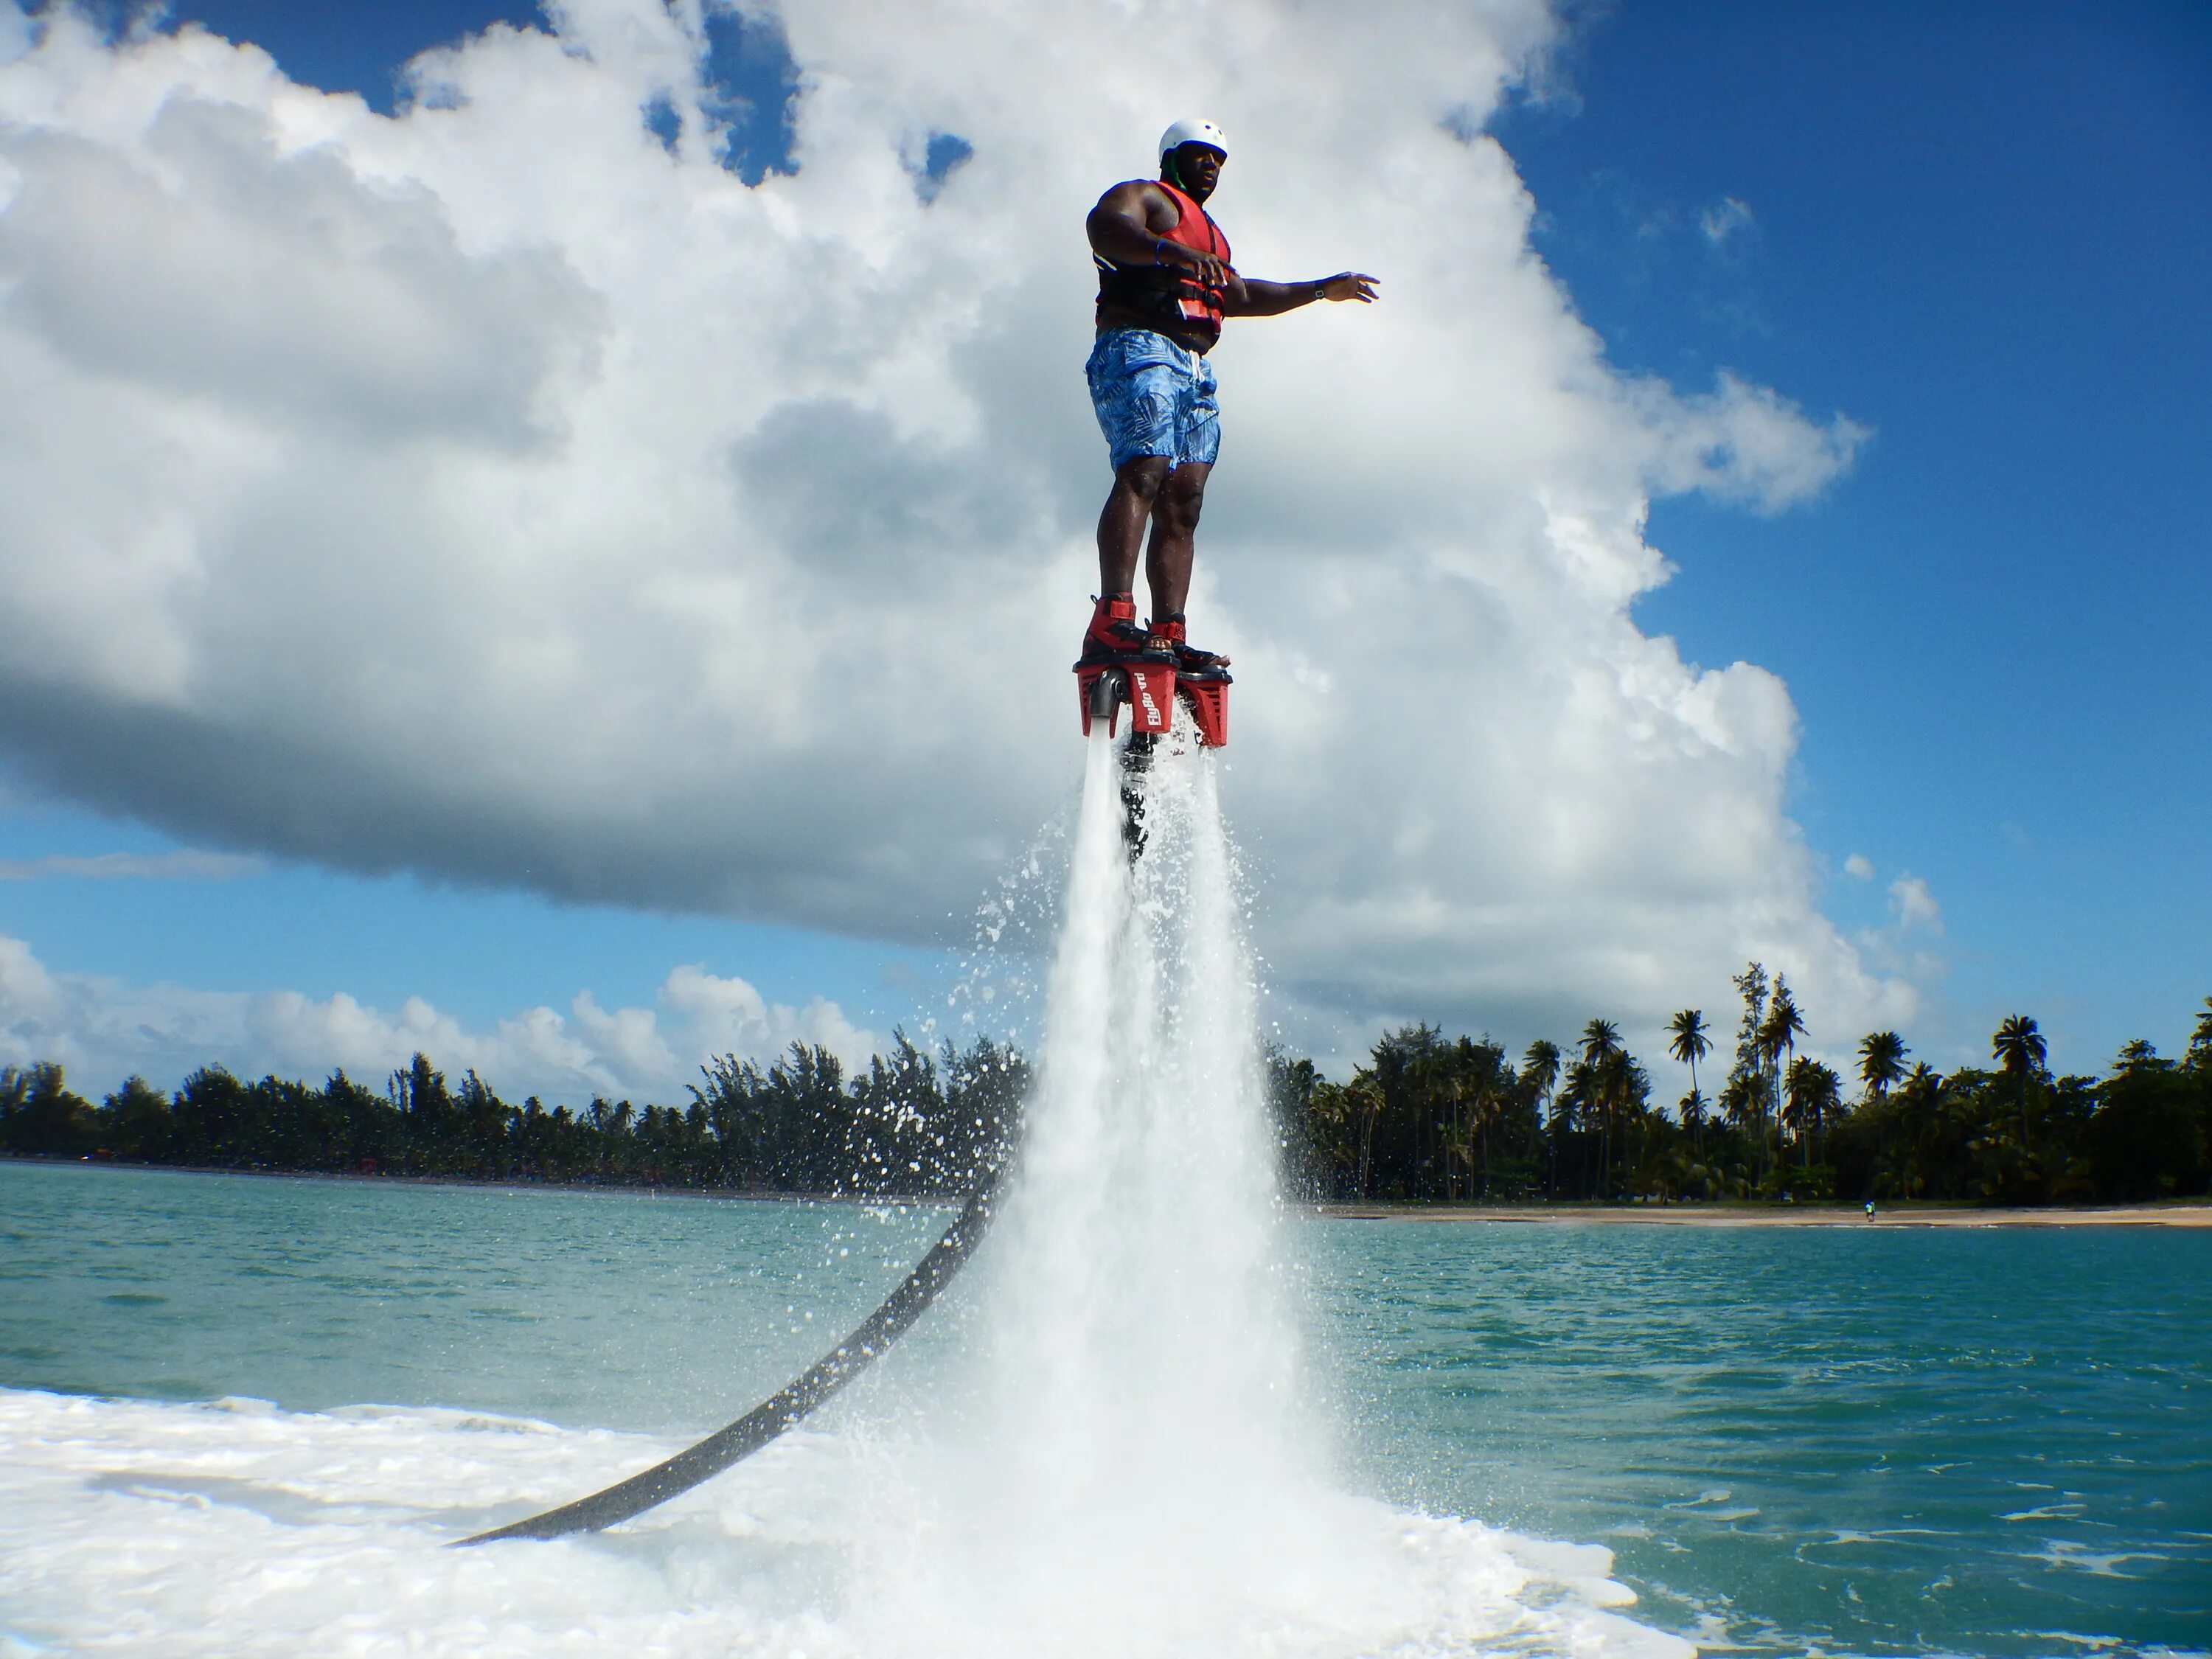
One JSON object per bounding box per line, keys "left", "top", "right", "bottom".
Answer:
{"left": 1164, "top": 239, "right": 1245, "bottom": 304}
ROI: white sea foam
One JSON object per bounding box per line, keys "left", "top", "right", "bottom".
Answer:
{"left": 0, "top": 1388, "right": 1685, "bottom": 1657}
{"left": 0, "top": 727, "right": 1693, "bottom": 1657}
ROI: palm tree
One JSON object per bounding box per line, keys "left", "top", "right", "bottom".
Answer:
{"left": 1804, "top": 1062, "right": 1840, "bottom": 1164}
{"left": 1992, "top": 1015, "right": 2048, "bottom": 1077}
{"left": 1755, "top": 979, "right": 1806, "bottom": 1178}
{"left": 1991, "top": 1014, "right": 2048, "bottom": 1166}
{"left": 1351, "top": 1074, "right": 1385, "bottom": 1201}
{"left": 1719, "top": 1071, "right": 1761, "bottom": 1134}
{"left": 1580, "top": 1019, "right": 1624, "bottom": 1067}
{"left": 1678, "top": 1088, "right": 1709, "bottom": 1188}
{"left": 1522, "top": 1039, "right": 1562, "bottom": 1195}
{"left": 1782, "top": 1057, "right": 1841, "bottom": 1168}
{"left": 1580, "top": 1020, "right": 1625, "bottom": 1194}
{"left": 1857, "top": 1031, "right": 1907, "bottom": 1103}
{"left": 1761, "top": 980, "right": 1806, "bottom": 1079}
{"left": 1669, "top": 1009, "right": 1711, "bottom": 1147}
{"left": 1597, "top": 1048, "right": 1649, "bottom": 1194}
{"left": 1521, "top": 1039, "right": 1562, "bottom": 1108}
{"left": 1469, "top": 1071, "right": 1505, "bottom": 1200}
{"left": 1890, "top": 1061, "right": 1941, "bottom": 1197}
{"left": 1436, "top": 1057, "right": 1483, "bottom": 1204}
{"left": 1443, "top": 1072, "right": 1467, "bottom": 1203}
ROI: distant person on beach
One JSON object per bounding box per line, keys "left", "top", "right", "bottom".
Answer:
{"left": 1865, "top": 1200, "right": 1877, "bottom": 1221}
{"left": 1079, "top": 119, "right": 1380, "bottom": 671}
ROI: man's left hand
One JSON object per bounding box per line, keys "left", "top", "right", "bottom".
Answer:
{"left": 1320, "top": 272, "right": 1381, "bottom": 303}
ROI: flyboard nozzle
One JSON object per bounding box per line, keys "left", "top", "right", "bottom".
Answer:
{"left": 1088, "top": 666, "right": 1127, "bottom": 724}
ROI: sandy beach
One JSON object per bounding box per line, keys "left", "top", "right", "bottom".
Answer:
{"left": 1315, "top": 1201, "right": 2212, "bottom": 1228}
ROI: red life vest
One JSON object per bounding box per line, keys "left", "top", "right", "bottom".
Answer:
{"left": 1095, "top": 180, "right": 1233, "bottom": 337}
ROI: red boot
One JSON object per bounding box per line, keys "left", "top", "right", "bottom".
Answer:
{"left": 1147, "top": 614, "right": 1231, "bottom": 677}
{"left": 1079, "top": 594, "right": 1162, "bottom": 663}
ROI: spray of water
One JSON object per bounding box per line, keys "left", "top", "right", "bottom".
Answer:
{"left": 987, "top": 726, "right": 1307, "bottom": 1605}
{"left": 842, "top": 720, "right": 1416, "bottom": 1658}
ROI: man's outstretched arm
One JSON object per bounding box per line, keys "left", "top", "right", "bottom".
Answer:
{"left": 1221, "top": 271, "right": 1380, "bottom": 317}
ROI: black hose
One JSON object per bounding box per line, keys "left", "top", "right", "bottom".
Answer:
{"left": 455, "top": 1182, "right": 997, "bottom": 1545}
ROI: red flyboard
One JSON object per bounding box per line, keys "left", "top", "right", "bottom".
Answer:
{"left": 1126, "top": 663, "right": 1175, "bottom": 734}
{"left": 1180, "top": 675, "right": 1228, "bottom": 748}
{"left": 1074, "top": 658, "right": 1231, "bottom": 747}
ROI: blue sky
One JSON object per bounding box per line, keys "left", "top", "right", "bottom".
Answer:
{"left": 1, "top": 0, "right": 2206, "bottom": 1091}
{"left": 1495, "top": 0, "right": 2211, "bottom": 1065}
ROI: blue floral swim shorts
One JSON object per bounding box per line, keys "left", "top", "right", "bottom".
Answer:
{"left": 1085, "top": 327, "right": 1221, "bottom": 473}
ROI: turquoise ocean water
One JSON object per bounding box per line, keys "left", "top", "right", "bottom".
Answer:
{"left": 3, "top": 1161, "right": 2207, "bottom": 1656}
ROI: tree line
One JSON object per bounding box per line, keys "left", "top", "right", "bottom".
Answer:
{"left": 8, "top": 968, "right": 2211, "bottom": 1206}
{"left": 0, "top": 1034, "right": 1025, "bottom": 1197}
{"left": 1272, "top": 969, "right": 2212, "bottom": 1206}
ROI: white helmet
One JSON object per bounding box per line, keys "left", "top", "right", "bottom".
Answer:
{"left": 1158, "top": 118, "right": 1228, "bottom": 161}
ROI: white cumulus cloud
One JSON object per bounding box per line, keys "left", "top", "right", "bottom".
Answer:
{"left": 1888, "top": 874, "right": 1941, "bottom": 933}
{"left": 0, "top": 932, "right": 876, "bottom": 1101}
{"left": 1843, "top": 853, "right": 1874, "bottom": 880}
{"left": 0, "top": 0, "right": 1906, "bottom": 1068}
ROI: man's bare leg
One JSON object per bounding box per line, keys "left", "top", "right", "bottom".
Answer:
{"left": 1096, "top": 455, "right": 1171, "bottom": 595}
{"left": 1143, "top": 461, "right": 1211, "bottom": 620}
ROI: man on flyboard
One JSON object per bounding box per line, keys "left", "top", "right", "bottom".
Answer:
{"left": 1080, "top": 119, "right": 1379, "bottom": 676}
